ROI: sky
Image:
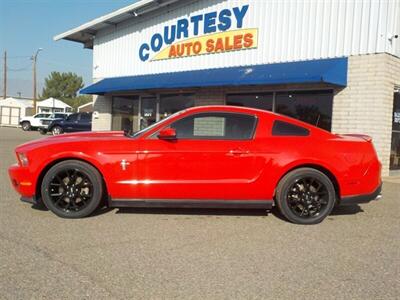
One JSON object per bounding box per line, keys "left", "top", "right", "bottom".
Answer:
{"left": 0, "top": 0, "right": 136, "bottom": 98}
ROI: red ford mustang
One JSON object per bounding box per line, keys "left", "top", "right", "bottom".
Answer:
{"left": 9, "top": 106, "right": 382, "bottom": 224}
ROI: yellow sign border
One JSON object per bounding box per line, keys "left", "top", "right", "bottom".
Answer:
{"left": 151, "top": 28, "right": 258, "bottom": 62}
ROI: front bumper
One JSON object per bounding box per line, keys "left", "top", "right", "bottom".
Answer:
{"left": 340, "top": 183, "right": 382, "bottom": 206}
{"left": 20, "top": 196, "right": 39, "bottom": 205}
{"left": 8, "top": 164, "right": 36, "bottom": 198}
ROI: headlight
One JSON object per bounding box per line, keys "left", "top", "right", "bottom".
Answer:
{"left": 17, "top": 152, "right": 29, "bottom": 166}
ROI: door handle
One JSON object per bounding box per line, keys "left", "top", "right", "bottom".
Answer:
{"left": 228, "top": 149, "right": 250, "bottom": 156}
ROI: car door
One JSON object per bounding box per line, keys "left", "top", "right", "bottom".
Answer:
{"left": 78, "top": 113, "right": 92, "bottom": 131}
{"left": 136, "top": 112, "right": 266, "bottom": 200}
{"left": 63, "top": 114, "right": 78, "bottom": 132}
{"left": 32, "top": 113, "right": 50, "bottom": 127}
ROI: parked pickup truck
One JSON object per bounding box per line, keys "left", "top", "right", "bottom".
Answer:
{"left": 20, "top": 113, "right": 51, "bottom": 131}
{"left": 41, "top": 112, "right": 92, "bottom": 135}
{"left": 38, "top": 113, "right": 70, "bottom": 134}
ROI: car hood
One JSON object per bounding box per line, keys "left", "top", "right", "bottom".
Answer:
{"left": 16, "top": 131, "right": 127, "bottom": 152}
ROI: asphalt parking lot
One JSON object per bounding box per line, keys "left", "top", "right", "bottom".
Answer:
{"left": 0, "top": 127, "right": 399, "bottom": 299}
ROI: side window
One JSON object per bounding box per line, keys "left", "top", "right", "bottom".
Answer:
{"left": 169, "top": 112, "right": 256, "bottom": 140}
{"left": 272, "top": 120, "right": 310, "bottom": 136}
{"left": 67, "top": 114, "right": 78, "bottom": 122}
{"left": 35, "top": 114, "right": 45, "bottom": 118}
{"left": 80, "top": 113, "right": 91, "bottom": 122}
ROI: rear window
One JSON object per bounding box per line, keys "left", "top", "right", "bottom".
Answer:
{"left": 272, "top": 120, "right": 310, "bottom": 136}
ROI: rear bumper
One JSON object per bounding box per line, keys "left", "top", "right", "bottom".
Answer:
{"left": 340, "top": 183, "right": 382, "bottom": 206}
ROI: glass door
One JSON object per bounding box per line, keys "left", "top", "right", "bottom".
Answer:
{"left": 112, "top": 96, "right": 139, "bottom": 132}
{"left": 140, "top": 97, "right": 158, "bottom": 130}
{"left": 390, "top": 90, "right": 400, "bottom": 170}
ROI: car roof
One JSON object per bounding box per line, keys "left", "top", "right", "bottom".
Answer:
{"left": 184, "top": 105, "right": 270, "bottom": 114}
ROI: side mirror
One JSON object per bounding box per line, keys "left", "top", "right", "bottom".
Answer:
{"left": 158, "top": 128, "right": 177, "bottom": 140}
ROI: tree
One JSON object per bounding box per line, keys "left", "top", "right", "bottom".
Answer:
{"left": 41, "top": 72, "right": 84, "bottom": 99}
{"left": 71, "top": 95, "right": 92, "bottom": 109}
{"left": 40, "top": 72, "right": 92, "bottom": 110}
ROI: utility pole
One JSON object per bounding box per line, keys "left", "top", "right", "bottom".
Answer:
{"left": 32, "top": 48, "right": 43, "bottom": 113}
{"left": 3, "top": 51, "right": 6, "bottom": 99}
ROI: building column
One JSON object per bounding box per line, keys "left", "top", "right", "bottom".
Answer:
{"left": 332, "top": 53, "right": 400, "bottom": 176}
{"left": 92, "top": 95, "right": 112, "bottom": 131}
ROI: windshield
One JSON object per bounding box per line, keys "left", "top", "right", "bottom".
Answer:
{"left": 132, "top": 110, "right": 186, "bottom": 138}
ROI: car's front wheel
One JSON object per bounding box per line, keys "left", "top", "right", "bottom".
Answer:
{"left": 21, "top": 121, "right": 31, "bottom": 131}
{"left": 41, "top": 160, "right": 103, "bottom": 218}
{"left": 275, "top": 168, "right": 336, "bottom": 224}
{"left": 52, "top": 126, "right": 63, "bottom": 135}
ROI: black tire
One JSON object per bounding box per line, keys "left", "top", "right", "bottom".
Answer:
{"left": 275, "top": 168, "right": 336, "bottom": 225}
{"left": 21, "top": 121, "right": 31, "bottom": 131}
{"left": 41, "top": 160, "right": 103, "bottom": 218}
{"left": 39, "top": 128, "right": 47, "bottom": 135}
{"left": 52, "top": 126, "right": 63, "bottom": 135}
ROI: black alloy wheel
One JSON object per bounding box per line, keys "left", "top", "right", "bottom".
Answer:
{"left": 41, "top": 160, "right": 103, "bottom": 218}
{"left": 286, "top": 177, "right": 329, "bottom": 218}
{"left": 276, "top": 168, "right": 336, "bottom": 224}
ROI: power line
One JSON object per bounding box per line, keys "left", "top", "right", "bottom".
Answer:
{"left": 7, "top": 62, "right": 33, "bottom": 72}
{"left": 7, "top": 55, "right": 31, "bottom": 59}
{"left": 40, "top": 59, "right": 90, "bottom": 71}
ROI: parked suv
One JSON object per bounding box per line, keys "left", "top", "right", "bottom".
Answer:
{"left": 38, "top": 113, "right": 70, "bottom": 134}
{"left": 45, "top": 112, "right": 92, "bottom": 135}
{"left": 20, "top": 113, "right": 51, "bottom": 131}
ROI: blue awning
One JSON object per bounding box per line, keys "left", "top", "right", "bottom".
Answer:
{"left": 81, "top": 57, "right": 347, "bottom": 95}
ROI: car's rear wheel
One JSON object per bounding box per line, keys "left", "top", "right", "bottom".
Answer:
{"left": 52, "top": 126, "right": 63, "bottom": 135}
{"left": 275, "top": 168, "right": 336, "bottom": 224}
{"left": 41, "top": 160, "right": 103, "bottom": 218}
{"left": 21, "top": 121, "right": 31, "bottom": 131}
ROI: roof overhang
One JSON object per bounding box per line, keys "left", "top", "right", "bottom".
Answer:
{"left": 54, "top": 0, "right": 181, "bottom": 49}
{"left": 80, "top": 58, "right": 348, "bottom": 95}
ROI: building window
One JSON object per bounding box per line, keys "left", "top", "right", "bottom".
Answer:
{"left": 275, "top": 90, "right": 333, "bottom": 131}
{"left": 169, "top": 112, "right": 256, "bottom": 140}
{"left": 226, "top": 93, "right": 273, "bottom": 111}
{"left": 227, "top": 90, "right": 333, "bottom": 131}
{"left": 112, "top": 96, "right": 139, "bottom": 132}
{"left": 390, "top": 91, "right": 400, "bottom": 170}
{"left": 159, "top": 94, "right": 195, "bottom": 120}
{"left": 140, "top": 97, "right": 157, "bottom": 130}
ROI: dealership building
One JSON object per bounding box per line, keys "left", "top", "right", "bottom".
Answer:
{"left": 55, "top": 0, "right": 400, "bottom": 175}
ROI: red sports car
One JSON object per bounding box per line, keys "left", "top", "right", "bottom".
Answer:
{"left": 9, "top": 106, "right": 381, "bottom": 224}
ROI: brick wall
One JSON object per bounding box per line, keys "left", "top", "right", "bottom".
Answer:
{"left": 332, "top": 53, "right": 400, "bottom": 176}
{"left": 194, "top": 90, "right": 225, "bottom": 106}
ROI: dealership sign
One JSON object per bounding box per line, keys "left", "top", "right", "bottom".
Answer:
{"left": 139, "top": 4, "right": 257, "bottom": 62}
